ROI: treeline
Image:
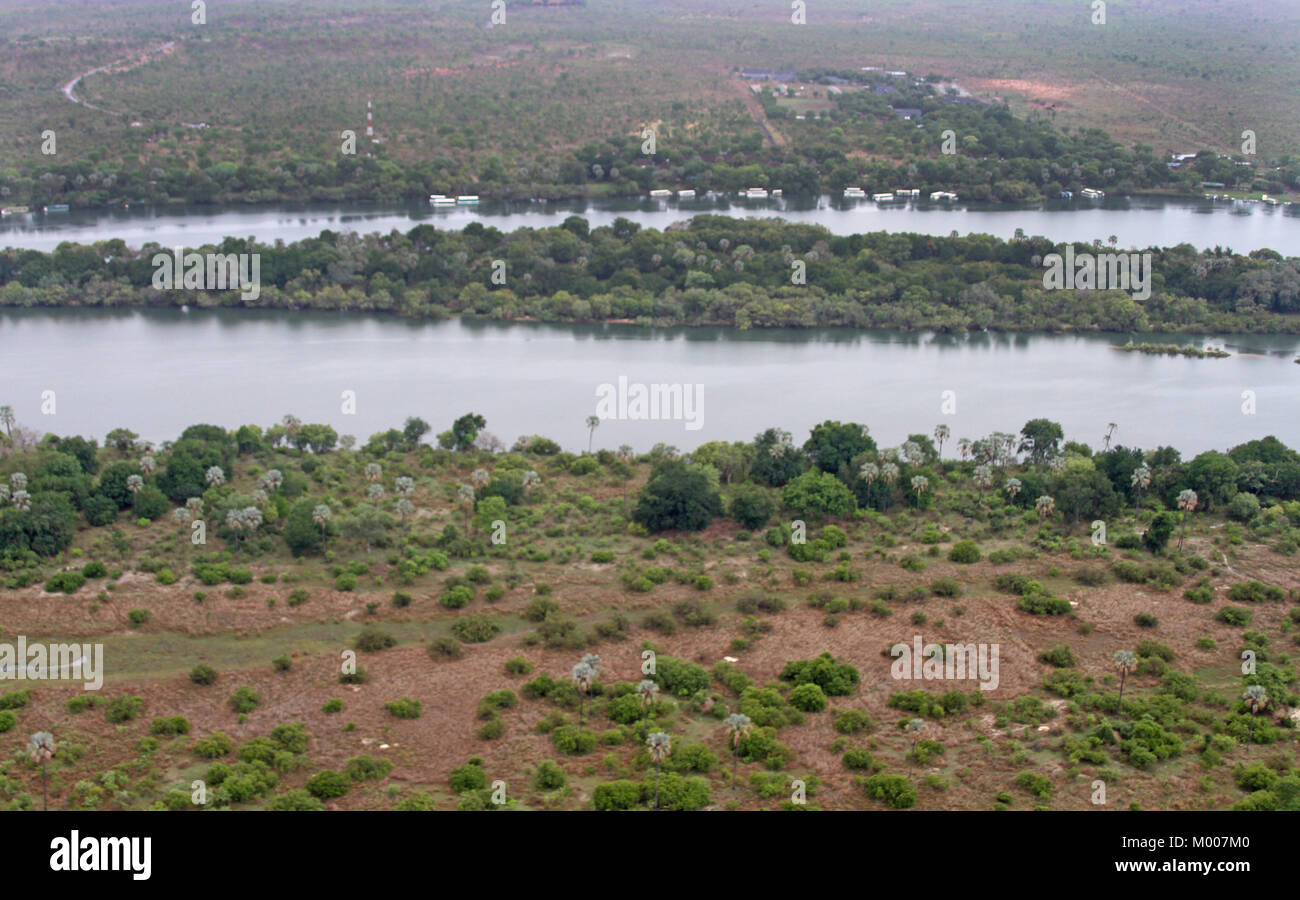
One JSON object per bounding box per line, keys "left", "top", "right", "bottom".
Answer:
{"left": 3, "top": 216, "right": 1299, "bottom": 333}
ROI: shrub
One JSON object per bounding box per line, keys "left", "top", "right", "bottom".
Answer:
{"left": 451, "top": 613, "right": 502, "bottom": 643}
{"left": 440, "top": 585, "right": 474, "bottom": 609}
{"left": 0, "top": 710, "right": 16, "bottom": 733}
{"left": 189, "top": 664, "right": 219, "bottom": 686}
{"left": 1216, "top": 607, "right": 1252, "bottom": 627}
{"left": 1015, "top": 771, "right": 1053, "bottom": 799}
{"left": 931, "top": 577, "right": 961, "bottom": 598}
{"left": 1228, "top": 581, "right": 1285, "bottom": 604}
{"left": 150, "top": 716, "right": 191, "bottom": 736}
{"left": 272, "top": 655, "right": 292, "bottom": 673}
{"left": 1037, "top": 645, "right": 1077, "bottom": 668}
{"left": 505, "top": 656, "right": 533, "bottom": 675}
{"left": 834, "top": 709, "right": 874, "bottom": 734}
{"left": 860, "top": 773, "right": 917, "bottom": 808}
{"left": 779, "top": 653, "right": 859, "bottom": 696}
{"left": 385, "top": 697, "right": 423, "bottom": 719}
{"left": 44, "top": 570, "right": 86, "bottom": 594}
{"left": 305, "top": 770, "right": 352, "bottom": 800}
{"left": 947, "top": 541, "right": 981, "bottom": 564}
{"left": 1134, "top": 612, "right": 1159, "bottom": 629}
{"left": 345, "top": 754, "right": 395, "bottom": 782}
{"left": 265, "top": 789, "right": 326, "bottom": 811}
{"left": 354, "top": 627, "right": 397, "bottom": 652}
{"left": 534, "top": 759, "right": 567, "bottom": 790}
{"left": 449, "top": 759, "right": 488, "bottom": 793}
{"left": 593, "top": 779, "right": 643, "bottom": 811}
{"left": 789, "top": 682, "right": 829, "bottom": 712}
{"left": 428, "top": 636, "right": 463, "bottom": 659}
{"left": 105, "top": 695, "right": 144, "bottom": 723}
{"left": 335, "top": 573, "right": 358, "bottom": 592}
{"left": 127, "top": 608, "right": 150, "bottom": 626}
{"left": 843, "top": 749, "right": 878, "bottom": 770}
{"left": 652, "top": 656, "right": 711, "bottom": 697}
{"left": 193, "top": 731, "right": 235, "bottom": 758}
{"left": 81, "top": 560, "right": 108, "bottom": 578}
{"left": 322, "top": 698, "right": 344, "bottom": 714}
{"left": 228, "top": 686, "right": 260, "bottom": 714}
{"left": 552, "top": 725, "right": 599, "bottom": 755}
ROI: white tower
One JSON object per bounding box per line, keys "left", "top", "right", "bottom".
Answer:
{"left": 366, "top": 99, "right": 374, "bottom": 140}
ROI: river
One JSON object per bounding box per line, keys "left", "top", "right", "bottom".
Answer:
{"left": 3, "top": 195, "right": 1298, "bottom": 255}
{"left": 1, "top": 308, "right": 1295, "bottom": 455}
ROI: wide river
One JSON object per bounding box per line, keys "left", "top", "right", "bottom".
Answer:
{"left": 1, "top": 309, "right": 1296, "bottom": 455}
{"left": 2, "top": 194, "right": 1299, "bottom": 254}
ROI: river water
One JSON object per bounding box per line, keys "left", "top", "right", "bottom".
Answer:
{"left": 1, "top": 308, "right": 1295, "bottom": 455}
{"left": 3, "top": 195, "right": 1298, "bottom": 255}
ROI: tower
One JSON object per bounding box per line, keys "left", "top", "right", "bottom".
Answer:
{"left": 366, "top": 98, "right": 374, "bottom": 141}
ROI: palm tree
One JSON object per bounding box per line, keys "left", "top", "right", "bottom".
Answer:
{"left": 0, "top": 484, "right": 8, "bottom": 504}
{"left": 12, "top": 490, "right": 30, "bottom": 511}
{"left": 725, "top": 713, "right": 753, "bottom": 792}
{"left": 1102, "top": 422, "right": 1117, "bottom": 452}
{"left": 262, "top": 469, "right": 283, "bottom": 493}
{"left": 910, "top": 475, "right": 928, "bottom": 509}
{"left": 127, "top": 474, "right": 144, "bottom": 499}
{"left": 226, "top": 508, "right": 245, "bottom": 557}
{"left": 933, "top": 424, "right": 949, "bottom": 458}
{"left": 1114, "top": 650, "right": 1136, "bottom": 710}
{"left": 637, "top": 679, "right": 659, "bottom": 720}
{"left": 367, "top": 483, "right": 385, "bottom": 501}
{"left": 902, "top": 441, "right": 923, "bottom": 466}
{"left": 1243, "top": 685, "right": 1269, "bottom": 742}
{"left": 251, "top": 488, "right": 268, "bottom": 508}
{"left": 364, "top": 462, "right": 382, "bottom": 483}
{"left": 521, "top": 470, "right": 541, "bottom": 495}
{"left": 457, "top": 484, "right": 475, "bottom": 528}
{"left": 571, "top": 662, "right": 594, "bottom": 725}
{"left": 140, "top": 455, "right": 156, "bottom": 475}
{"left": 881, "top": 462, "right": 899, "bottom": 508}
{"left": 647, "top": 732, "right": 671, "bottom": 809}
{"left": 972, "top": 464, "right": 992, "bottom": 500}
{"left": 29, "top": 731, "right": 56, "bottom": 810}
{"left": 395, "top": 476, "right": 414, "bottom": 497}
{"left": 1177, "top": 489, "right": 1198, "bottom": 551}
{"left": 205, "top": 465, "right": 225, "bottom": 487}
{"left": 1131, "top": 464, "right": 1151, "bottom": 516}
{"left": 312, "top": 504, "right": 332, "bottom": 551}
{"left": 396, "top": 497, "right": 415, "bottom": 526}
{"left": 10, "top": 472, "right": 27, "bottom": 492}
{"left": 282, "top": 414, "right": 302, "bottom": 443}
{"left": 957, "top": 438, "right": 971, "bottom": 461}
{"left": 585, "top": 415, "right": 600, "bottom": 453}
{"left": 470, "top": 468, "right": 490, "bottom": 490}
{"left": 1035, "top": 495, "right": 1055, "bottom": 521}
{"left": 858, "top": 461, "right": 879, "bottom": 508}
{"left": 906, "top": 717, "right": 924, "bottom": 778}
{"left": 186, "top": 496, "right": 204, "bottom": 516}
{"left": 1005, "top": 477, "right": 1022, "bottom": 504}
{"left": 0, "top": 405, "right": 14, "bottom": 439}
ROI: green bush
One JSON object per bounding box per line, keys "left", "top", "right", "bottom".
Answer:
{"left": 1037, "top": 645, "right": 1076, "bottom": 667}
{"left": 947, "top": 540, "right": 981, "bottom": 564}
{"left": 44, "top": 570, "right": 86, "bottom": 594}
{"left": 593, "top": 779, "right": 643, "bottom": 811}
{"left": 440, "top": 585, "right": 475, "bottom": 609}
{"left": 843, "top": 749, "right": 878, "bottom": 770}
{"left": 833, "top": 709, "right": 874, "bottom": 734}
{"left": 228, "top": 686, "right": 260, "bottom": 714}
{"left": 504, "top": 656, "right": 533, "bottom": 675}
{"left": 779, "top": 652, "right": 859, "bottom": 696}
{"left": 860, "top": 773, "right": 917, "bottom": 808}
{"left": 353, "top": 626, "right": 397, "bottom": 652}
{"left": 534, "top": 759, "right": 567, "bottom": 790}
{"left": 305, "top": 770, "right": 352, "bottom": 800}
{"left": 385, "top": 697, "right": 423, "bottom": 719}
{"left": 0, "top": 710, "right": 16, "bottom": 733}
{"left": 789, "top": 682, "right": 828, "bottom": 712}
{"left": 265, "top": 789, "right": 326, "bottom": 811}
{"left": 1216, "top": 606, "right": 1252, "bottom": 627}
{"left": 150, "top": 716, "right": 191, "bottom": 736}
{"left": 81, "top": 560, "right": 108, "bottom": 578}
{"left": 193, "top": 731, "right": 235, "bottom": 758}
{"left": 345, "top": 754, "right": 395, "bottom": 782}
{"left": 451, "top": 613, "right": 502, "bottom": 643}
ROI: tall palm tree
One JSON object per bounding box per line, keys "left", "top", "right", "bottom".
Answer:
{"left": 126, "top": 474, "right": 144, "bottom": 499}
{"left": 647, "top": 732, "right": 671, "bottom": 810}
{"left": 312, "top": 504, "right": 332, "bottom": 551}
{"left": 1114, "top": 650, "right": 1136, "bottom": 709}
{"left": 1005, "top": 477, "right": 1022, "bottom": 504}
{"left": 456, "top": 484, "right": 475, "bottom": 529}
{"left": 10, "top": 472, "right": 27, "bottom": 492}
{"left": 1177, "top": 489, "right": 1198, "bottom": 551}
{"left": 881, "top": 462, "right": 899, "bottom": 508}
{"left": 251, "top": 488, "right": 268, "bottom": 508}
{"left": 12, "top": 490, "right": 30, "bottom": 511}
{"left": 226, "top": 508, "right": 245, "bottom": 557}
{"left": 367, "top": 483, "right": 385, "bottom": 501}
{"left": 139, "top": 455, "right": 156, "bottom": 475}
{"left": 262, "top": 469, "right": 283, "bottom": 493}
{"left": 28, "top": 731, "right": 55, "bottom": 810}
{"left": 1035, "top": 495, "right": 1055, "bottom": 521}
{"left": 396, "top": 497, "right": 415, "bottom": 526}
{"left": 910, "top": 475, "right": 928, "bottom": 509}
{"left": 586, "top": 415, "right": 600, "bottom": 453}
{"left": 186, "top": 496, "right": 204, "bottom": 516}
{"left": 859, "top": 461, "right": 879, "bottom": 508}
{"left": 637, "top": 679, "right": 659, "bottom": 720}
{"left": 725, "top": 713, "right": 753, "bottom": 792}
{"left": 571, "top": 662, "right": 594, "bottom": 725}
{"left": 205, "top": 466, "right": 225, "bottom": 487}
{"left": 1102, "top": 423, "right": 1117, "bottom": 452}
{"left": 364, "top": 462, "right": 382, "bottom": 483}
{"left": 906, "top": 717, "right": 924, "bottom": 778}
{"left": 395, "top": 476, "right": 414, "bottom": 497}
{"left": 282, "top": 414, "right": 302, "bottom": 442}
{"left": 1131, "top": 464, "right": 1151, "bottom": 516}
{"left": 0, "top": 405, "right": 14, "bottom": 439}
{"left": 933, "top": 424, "right": 949, "bottom": 459}
{"left": 957, "top": 438, "right": 971, "bottom": 461}
{"left": 973, "top": 464, "right": 992, "bottom": 500}
{"left": 470, "top": 468, "right": 490, "bottom": 490}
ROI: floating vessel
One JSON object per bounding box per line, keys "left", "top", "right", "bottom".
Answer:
{"left": 843, "top": 187, "right": 866, "bottom": 198}
{"left": 44, "top": 204, "right": 70, "bottom": 213}
{"left": 928, "top": 191, "right": 958, "bottom": 202}
{"left": 430, "top": 196, "right": 456, "bottom": 206}
{"left": 0, "top": 206, "right": 30, "bottom": 216}
{"left": 770, "top": 189, "right": 783, "bottom": 198}
{"left": 743, "top": 187, "right": 769, "bottom": 199}
{"left": 872, "top": 192, "right": 894, "bottom": 202}
{"left": 1079, "top": 188, "right": 1105, "bottom": 199}
{"left": 676, "top": 189, "right": 696, "bottom": 199}
{"left": 895, "top": 188, "right": 919, "bottom": 198}
{"left": 456, "top": 195, "right": 479, "bottom": 204}
{"left": 648, "top": 189, "right": 672, "bottom": 198}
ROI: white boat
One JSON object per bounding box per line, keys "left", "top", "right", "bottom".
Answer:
{"left": 896, "top": 188, "right": 919, "bottom": 198}
{"left": 743, "top": 187, "right": 769, "bottom": 199}
{"left": 872, "top": 192, "right": 894, "bottom": 202}
{"left": 928, "top": 191, "right": 958, "bottom": 202}
{"left": 770, "top": 189, "right": 782, "bottom": 198}
{"left": 431, "top": 197, "right": 456, "bottom": 206}
{"left": 676, "top": 189, "right": 696, "bottom": 199}
{"left": 648, "top": 189, "right": 672, "bottom": 198}
{"left": 1079, "top": 188, "right": 1105, "bottom": 199}
{"left": 843, "top": 187, "right": 866, "bottom": 198}
{"left": 456, "top": 195, "right": 479, "bottom": 204}
{"left": 429, "top": 194, "right": 446, "bottom": 201}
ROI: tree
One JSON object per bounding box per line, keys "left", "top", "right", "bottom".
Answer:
{"left": 139, "top": 455, "right": 156, "bottom": 476}
{"left": 402, "top": 416, "right": 431, "bottom": 450}
{"left": 1035, "top": 495, "right": 1055, "bottom": 521}
{"left": 313, "top": 504, "right": 332, "bottom": 551}
{"left": 342, "top": 504, "right": 393, "bottom": 553}
{"left": 365, "top": 463, "right": 382, "bottom": 483}
{"left": 637, "top": 679, "right": 660, "bottom": 720}
{"left": 1131, "top": 463, "right": 1151, "bottom": 515}
{"left": 972, "top": 464, "right": 993, "bottom": 499}
{"left": 571, "top": 662, "right": 594, "bottom": 726}
{"left": 728, "top": 483, "right": 776, "bottom": 529}
{"left": 1184, "top": 451, "right": 1239, "bottom": 510}
{"left": 1176, "top": 489, "right": 1198, "bottom": 551}
{"left": 1102, "top": 422, "right": 1117, "bottom": 452}
{"left": 725, "top": 713, "right": 752, "bottom": 791}
{"left": 1018, "top": 419, "right": 1064, "bottom": 465}
{"left": 633, "top": 461, "right": 722, "bottom": 532}
{"left": 28, "top": 732, "right": 55, "bottom": 811}
{"left": 450, "top": 413, "right": 487, "bottom": 452}
{"left": 750, "top": 428, "right": 803, "bottom": 487}
{"left": 456, "top": 484, "right": 475, "bottom": 529}
{"left": 1243, "top": 685, "right": 1269, "bottom": 742}
{"left": 905, "top": 718, "right": 924, "bottom": 778}
{"left": 910, "top": 475, "right": 929, "bottom": 509}
{"left": 647, "top": 732, "right": 671, "bottom": 810}
{"left": 1005, "top": 477, "right": 1022, "bottom": 504}
{"left": 0, "top": 405, "right": 13, "bottom": 439}
{"left": 1143, "top": 510, "right": 1177, "bottom": 553}
{"left": 205, "top": 466, "right": 225, "bottom": 487}
{"left": 933, "top": 424, "right": 949, "bottom": 458}
{"left": 782, "top": 469, "right": 856, "bottom": 520}
{"left": 957, "top": 438, "right": 971, "bottom": 461}
{"left": 585, "top": 415, "right": 600, "bottom": 454}
{"left": 1115, "top": 650, "right": 1136, "bottom": 710}
{"left": 105, "top": 428, "right": 138, "bottom": 454}
{"left": 803, "top": 421, "right": 874, "bottom": 476}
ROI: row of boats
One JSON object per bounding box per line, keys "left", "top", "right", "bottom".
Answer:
{"left": 427, "top": 194, "right": 479, "bottom": 206}
{"left": 843, "top": 187, "right": 957, "bottom": 202}
{"left": 1, "top": 204, "right": 70, "bottom": 217}
{"left": 1202, "top": 193, "right": 1287, "bottom": 206}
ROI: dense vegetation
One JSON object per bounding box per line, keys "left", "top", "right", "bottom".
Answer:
{"left": 3, "top": 217, "right": 1298, "bottom": 333}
